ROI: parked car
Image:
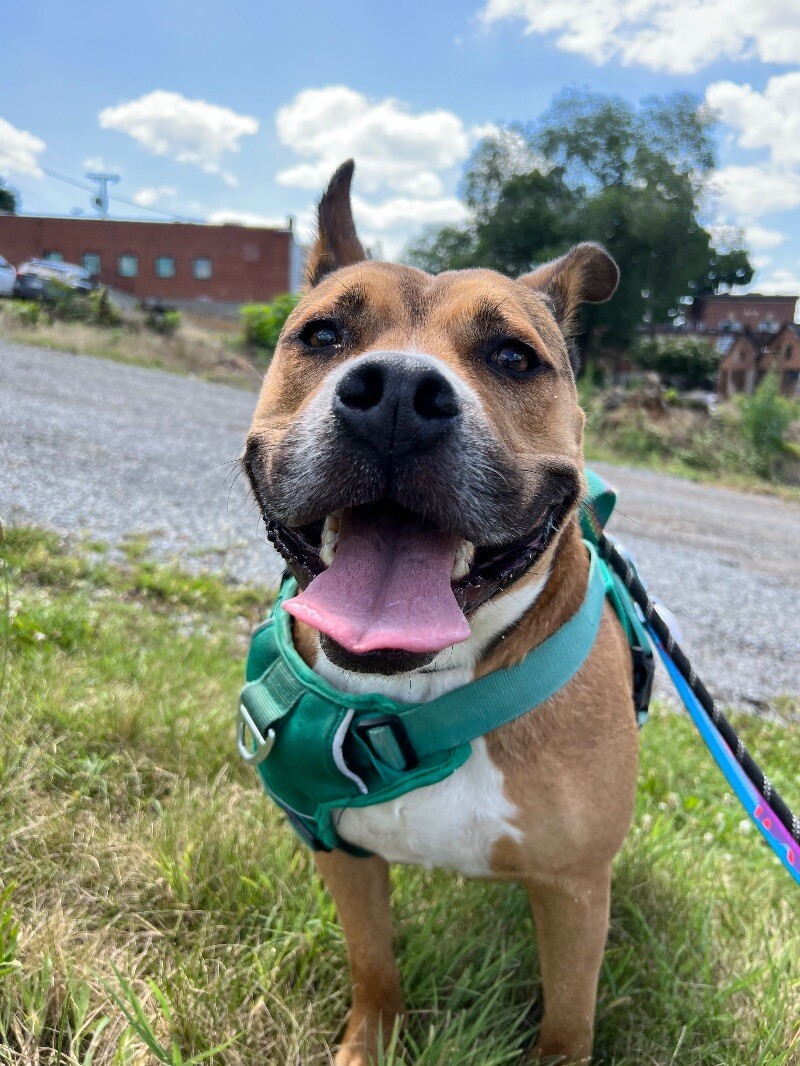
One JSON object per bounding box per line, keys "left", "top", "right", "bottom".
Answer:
{"left": 13, "top": 258, "right": 93, "bottom": 300}
{"left": 0, "top": 255, "right": 16, "bottom": 297}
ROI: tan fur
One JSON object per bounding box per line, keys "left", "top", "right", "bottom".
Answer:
{"left": 246, "top": 162, "right": 634, "bottom": 1065}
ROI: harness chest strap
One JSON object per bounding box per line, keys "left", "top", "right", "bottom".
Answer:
{"left": 239, "top": 540, "right": 617, "bottom": 852}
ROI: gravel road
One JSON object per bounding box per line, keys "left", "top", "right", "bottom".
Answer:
{"left": 2, "top": 339, "right": 799, "bottom": 708}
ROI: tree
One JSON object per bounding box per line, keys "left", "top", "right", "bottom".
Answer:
{"left": 405, "top": 89, "right": 752, "bottom": 364}
{"left": 0, "top": 179, "right": 18, "bottom": 213}
{"left": 630, "top": 335, "right": 720, "bottom": 389}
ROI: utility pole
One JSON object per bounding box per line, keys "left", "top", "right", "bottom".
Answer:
{"left": 86, "top": 171, "right": 120, "bottom": 220}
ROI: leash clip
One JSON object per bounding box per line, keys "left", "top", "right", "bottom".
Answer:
{"left": 237, "top": 701, "right": 275, "bottom": 765}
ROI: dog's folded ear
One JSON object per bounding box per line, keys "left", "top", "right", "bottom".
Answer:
{"left": 519, "top": 243, "right": 619, "bottom": 336}
{"left": 305, "top": 159, "right": 367, "bottom": 287}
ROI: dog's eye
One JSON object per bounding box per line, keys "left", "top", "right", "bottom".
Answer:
{"left": 299, "top": 320, "right": 341, "bottom": 350}
{"left": 486, "top": 342, "right": 541, "bottom": 378}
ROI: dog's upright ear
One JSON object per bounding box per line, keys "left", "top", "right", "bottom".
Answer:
{"left": 305, "top": 159, "right": 366, "bottom": 288}
{"left": 519, "top": 243, "right": 619, "bottom": 337}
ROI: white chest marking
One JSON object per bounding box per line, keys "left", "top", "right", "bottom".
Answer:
{"left": 313, "top": 573, "right": 548, "bottom": 875}
{"left": 335, "top": 737, "right": 520, "bottom": 876}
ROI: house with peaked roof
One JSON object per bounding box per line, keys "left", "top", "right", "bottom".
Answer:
{"left": 769, "top": 323, "right": 800, "bottom": 398}
{"left": 718, "top": 324, "right": 800, "bottom": 399}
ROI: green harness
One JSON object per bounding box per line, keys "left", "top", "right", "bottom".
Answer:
{"left": 239, "top": 470, "right": 653, "bottom": 853}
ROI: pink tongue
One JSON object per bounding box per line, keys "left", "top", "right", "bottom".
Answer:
{"left": 283, "top": 509, "right": 471, "bottom": 654}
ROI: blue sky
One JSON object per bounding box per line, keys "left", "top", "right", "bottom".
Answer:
{"left": 3, "top": 0, "right": 800, "bottom": 291}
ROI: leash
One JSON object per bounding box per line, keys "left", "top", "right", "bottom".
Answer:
{"left": 597, "top": 531, "right": 800, "bottom": 887}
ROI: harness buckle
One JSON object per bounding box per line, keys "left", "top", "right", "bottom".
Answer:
{"left": 237, "top": 701, "right": 275, "bottom": 765}
{"left": 631, "top": 644, "right": 655, "bottom": 722}
{"left": 353, "top": 713, "right": 418, "bottom": 772}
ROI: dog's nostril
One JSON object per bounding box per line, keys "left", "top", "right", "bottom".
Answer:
{"left": 413, "top": 373, "right": 459, "bottom": 420}
{"left": 337, "top": 365, "right": 384, "bottom": 411}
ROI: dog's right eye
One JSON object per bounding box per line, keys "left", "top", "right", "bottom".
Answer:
{"left": 299, "top": 320, "right": 341, "bottom": 350}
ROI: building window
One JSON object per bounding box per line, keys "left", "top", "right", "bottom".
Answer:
{"left": 83, "top": 253, "right": 101, "bottom": 276}
{"left": 155, "top": 255, "right": 176, "bottom": 279}
{"left": 118, "top": 254, "right": 138, "bottom": 278}
{"left": 192, "top": 256, "right": 212, "bottom": 280}
{"left": 44, "top": 251, "right": 63, "bottom": 263}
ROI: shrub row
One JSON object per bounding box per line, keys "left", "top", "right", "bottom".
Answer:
{"left": 240, "top": 293, "right": 299, "bottom": 351}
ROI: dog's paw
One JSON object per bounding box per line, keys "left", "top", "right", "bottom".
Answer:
{"left": 529, "top": 1039, "right": 592, "bottom": 1065}
{"left": 334, "top": 1046, "right": 372, "bottom": 1066}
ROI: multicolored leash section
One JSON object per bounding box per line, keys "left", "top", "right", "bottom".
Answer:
{"left": 597, "top": 531, "right": 800, "bottom": 888}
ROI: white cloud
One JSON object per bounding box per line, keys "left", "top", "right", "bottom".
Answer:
{"left": 352, "top": 194, "right": 467, "bottom": 232}
{"left": 743, "top": 224, "right": 786, "bottom": 251}
{"left": 276, "top": 86, "right": 485, "bottom": 198}
{"left": 480, "top": 0, "right": 800, "bottom": 74}
{"left": 274, "top": 86, "right": 491, "bottom": 258}
{"left": 98, "top": 91, "right": 258, "bottom": 182}
{"left": 707, "top": 74, "right": 800, "bottom": 167}
{"left": 0, "top": 117, "right": 45, "bottom": 176}
{"left": 83, "top": 156, "right": 122, "bottom": 174}
{"left": 711, "top": 165, "right": 800, "bottom": 218}
{"left": 744, "top": 267, "right": 800, "bottom": 297}
{"left": 206, "top": 207, "right": 289, "bottom": 229}
{"left": 133, "top": 185, "right": 177, "bottom": 207}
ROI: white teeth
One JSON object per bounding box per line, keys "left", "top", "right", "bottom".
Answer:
{"left": 451, "top": 540, "right": 475, "bottom": 581}
{"left": 320, "top": 512, "right": 342, "bottom": 568}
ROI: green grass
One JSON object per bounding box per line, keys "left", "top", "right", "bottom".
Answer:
{"left": 584, "top": 429, "right": 800, "bottom": 504}
{"left": 1, "top": 527, "right": 798, "bottom": 1064}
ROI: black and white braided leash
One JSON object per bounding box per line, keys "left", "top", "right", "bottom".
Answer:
{"left": 598, "top": 531, "right": 800, "bottom": 848}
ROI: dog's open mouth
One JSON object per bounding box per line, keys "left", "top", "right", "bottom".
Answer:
{"left": 266, "top": 494, "right": 572, "bottom": 657}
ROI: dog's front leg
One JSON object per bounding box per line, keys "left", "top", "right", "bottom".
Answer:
{"left": 525, "top": 865, "right": 612, "bottom": 1064}
{"left": 315, "top": 849, "right": 404, "bottom": 1066}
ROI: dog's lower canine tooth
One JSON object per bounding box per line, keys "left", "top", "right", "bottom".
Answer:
{"left": 320, "top": 537, "right": 337, "bottom": 568}
{"left": 320, "top": 513, "right": 341, "bottom": 567}
{"left": 451, "top": 540, "right": 475, "bottom": 581}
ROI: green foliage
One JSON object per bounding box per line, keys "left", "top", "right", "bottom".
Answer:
{"left": 9, "top": 299, "right": 42, "bottom": 326}
{"left": 145, "top": 306, "right": 182, "bottom": 335}
{"left": 405, "top": 89, "right": 753, "bottom": 362}
{"left": 48, "top": 281, "right": 93, "bottom": 322}
{"left": 0, "top": 178, "right": 18, "bottom": 213}
{"left": 631, "top": 335, "right": 721, "bottom": 389}
{"left": 108, "top": 968, "right": 237, "bottom": 1064}
{"left": 88, "top": 287, "right": 122, "bottom": 327}
{"left": 241, "top": 292, "right": 300, "bottom": 350}
{"left": 739, "top": 372, "right": 799, "bottom": 478}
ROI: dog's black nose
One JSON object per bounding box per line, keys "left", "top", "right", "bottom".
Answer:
{"left": 334, "top": 356, "right": 460, "bottom": 455}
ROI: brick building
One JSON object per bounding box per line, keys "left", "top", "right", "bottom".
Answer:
{"left": 0, "top": 214, "right": 303, "bottom": 307}
{"left": 718, "top": 323, "right": 800, "bottom": 399}
{"left": 687, "top": 293, "right": 798, "bottom": 334}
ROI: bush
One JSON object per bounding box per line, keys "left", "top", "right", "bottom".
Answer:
{"left": 738, "top": 372, "right": 799, "bottom": 479}
{"left": 48, "top": 281, "right": 92, "bottom": 323}
{"left": 241, "top": 292, "right": 300, "bottom": 350}
{"left": 630, "top": 335, "right": 720, "bottom": 390}
{"left": 143, "top": 304, "right": 182, "bottom": 335}
{"left": 88, "top": 287, "right": 122, "bottom": 327}
{"left": 10, "top": 300, "right": 41, "bottom": 326}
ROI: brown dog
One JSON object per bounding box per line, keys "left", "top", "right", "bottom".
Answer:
{"left": 243, "top": 160, "right": 638, "bottom": 1065}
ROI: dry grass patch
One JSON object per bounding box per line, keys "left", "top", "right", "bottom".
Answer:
{"left": 0, "top": 305, "right": 263, "bottom": 389}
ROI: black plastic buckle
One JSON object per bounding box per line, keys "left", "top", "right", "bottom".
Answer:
{"left": 353, "top": 713, "right": 419, "bottom": 772}
{"left": 631, "top": 644, "right": 655, "bottom": 719}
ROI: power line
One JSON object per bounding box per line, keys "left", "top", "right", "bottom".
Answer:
{"left": 0, "top": 149, "right": 203, "bottom": 223}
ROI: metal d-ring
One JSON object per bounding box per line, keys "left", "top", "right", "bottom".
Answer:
{"left": 237, "top": 701, "right": 275, "bottom": 765}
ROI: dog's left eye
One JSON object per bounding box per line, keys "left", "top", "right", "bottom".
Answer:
{"left": 299, "top": 320, "right": 342, "bottom": 350}
{"left": 486, "top": 342, "right": 541, "bottom": 378}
